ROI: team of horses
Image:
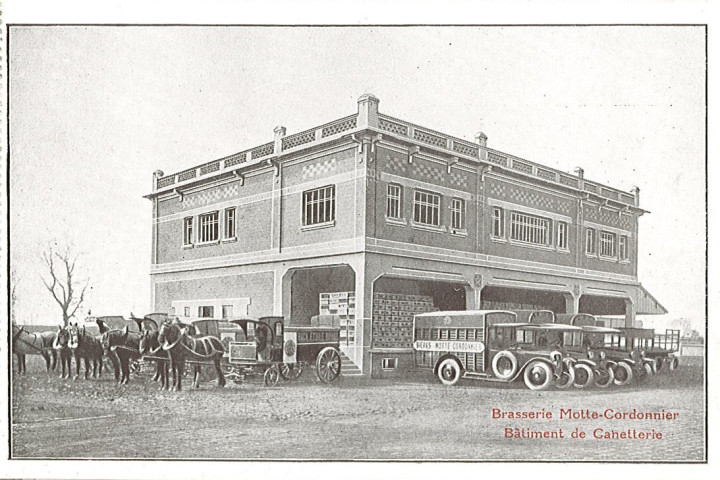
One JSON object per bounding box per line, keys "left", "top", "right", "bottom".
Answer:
{"left": 11, "top": 316, "right": 226, "bottom": 391}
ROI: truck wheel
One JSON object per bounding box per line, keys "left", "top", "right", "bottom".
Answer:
{"left": 491, "top": 351, "right": 518, "bottom": 380}
{"left": 523, "top": 360, "right": 553, "bottom": 391}
{"left": 613, "top": 361, "right": 633, "bottom": 386}
{"left": 669, "top": 357, "right": 679, "bottom": 371}
{"left": 573, "top": 363, "right": 594, "bottom": 389}
{"left": 594, "top": 366, "right": 615, "bottom": 388}
{"left": 437, "top": 358, "right": 462, "bottom": 386}
{"left": 555, "top": 364, "right": 575, "bottom": 390}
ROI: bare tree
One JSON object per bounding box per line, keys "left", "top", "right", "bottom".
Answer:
{"left": 41, "top": 244, "right": 89, "bottom": 326}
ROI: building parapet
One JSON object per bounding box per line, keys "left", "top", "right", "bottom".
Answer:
{"left": 147, "top": 95, "right": 642, "bottom": 211}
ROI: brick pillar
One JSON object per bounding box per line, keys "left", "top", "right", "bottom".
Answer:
{"left": 624, "top": 298, "right": 636, "bottom": 327}
{"left": 357, "top": 94, "right": 380, "bottom": 129}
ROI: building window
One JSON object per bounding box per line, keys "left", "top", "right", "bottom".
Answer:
{"left": 222, "top": 305, "right": 233, "bottom": 319}
{"left": 492, "top": 207, "right": 504, "bottom": 237}
{"left": 600, "top": 231, "right": 617, "bottom": 257}
{"left": 386, "top": 183, "right": 403, "bottom": 219}
{"left": 224, "top": 208, "right": 236, "bottom": 239}
{"left": 450, "top": 198, "right": 465, "bottom": 230}
{"left": 586, "top": 228, "right": 597, "bottom": 255}
{"left": 303, "top": 185, "right": 335, "bottom": 226}
{"left": 510, "top": 212, "right": 549, "bottom": 245}
{"left": 414, "top": 190, "right": 441, "bottom": 226}
{"left": 198, "top": 211, "right": 219, "bottom": 243}
{"left": 198, "top": 306, "right": 214, "bottom": 318}
{"left": 183, "top": 217, "right": 194, "bottom": 245}
{"left": 619, "top": 235, "right": 628, "bottom": 260}
{"left": 556, "top": 221, "right": 568, "bottom": 249}
{"left": 381, "top": 358, "right": 398, "bottom": 370}
{"left": 184, "top": 307, "right": 190, "bottom": 317}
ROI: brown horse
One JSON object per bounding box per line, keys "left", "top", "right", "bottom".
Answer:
{"left": 53, "top": 326, "right": 74, "bottom": 379}
{"left": 158, "top": 320, "right": 226, "bottom": 391}
{"left": 12, "top": 324, "right": 57, "bottom": 373}
{"left": 67, "top": 323, "right": 104, "bottom": 380}
{"left": 138, "top": 329, "right": 170, "bottom": 390}
{"left": 101, "top": 326, "right": 142, "bottom": 384}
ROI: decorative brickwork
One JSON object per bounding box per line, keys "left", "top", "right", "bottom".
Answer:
{"left": 251, "top": 142, "right": 274, "bottom": 159}
{"left": 559, "top": 175, "right": 579, "bottom": 188}
{"left": 584, "top": 204, "right": 632, "bottom": 230}
{"left": 384, "top": 153, "right": 469, "bottom": 189}
{"left": 537, "top": 168, "right": 556, "bottom": 181}
{"left": 489, "top": 180, "right": 572, "bottom": 215}
{"left": 512, "top": 161, "right": 533, "bottom": 174}
{"left": 413, "top": 129, "right": 447, "bottom": 148}
{"left": 157, "top": 176, "right": 176, "bottom": 188}
{"left": 452, "top": 140, "right": 479, "bottom": 157}
{"left": 282, "top": 129, "right": 316, "bottom": 150}
{"left": 321, "top": 116, "right": 357, "bottom": 137}
{"left": 178, "top": 168, "right": 197, "bottom": 182}
{"left": 488, "top": 152, "right": 508, "bottom": 166}
{"left": 224, "top": 152, "right": 247, "bottom": 168}
{"left": 200, "top": 161, "right": 220, "bottom": 175}
{"left": 302, "top": 157, "right": 337, "bottom": 180}
{"left": 181, "top": 183, "right": 240, "bottom": 209}
{"left": 379, "top": 118, "right": 408, "bottom": 136}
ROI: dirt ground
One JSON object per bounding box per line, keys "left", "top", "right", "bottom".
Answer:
{"left": 10, "top": 355, "right": 705, "bottom": 461}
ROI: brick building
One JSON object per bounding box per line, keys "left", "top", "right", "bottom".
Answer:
{"left": 145, "top": 94, "right": 666, "bottom": 377}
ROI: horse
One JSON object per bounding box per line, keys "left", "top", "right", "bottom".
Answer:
{"left": 11, "top": 324, "right": 57, "bottom": 373}
{"left": 67, "top": 323, "right": 104, "bottom": 380}
{"left": 158, "top": 320, "right": 226, "bottom": 391}
{"left": 53, "top": 326, "right": 74, "bottom": 379}
{"left": 101, "top": 326, "right": 142, "bottom": 384}
{"left": 138, "top": 329, "right": 170, "bottom": 390}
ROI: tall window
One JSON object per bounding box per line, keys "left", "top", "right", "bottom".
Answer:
{"left": 510, "top": 212, "right": 549, "bottom": 245}
{"left": 198, "top": 306, "right": 214, "bottom": 318}
{"left": 492, "top": 207, "right": 504, "bottom": 237}
{"left": 183, "top": 217, "right": 194, "bottom": 245}
{"left": 386, "top": 183, "right": 403, "bottom": 219}
{"left": 222, "top": 305, "right": 233, "bottom": 319}
{"left": 619, "top": 235, "right": 629, "bottom": 260}
{"left": 198, "top": 211, "right": 219, "bottom": 243}
{"left": 600, "top": 231, "right": 617, "bottom": 257}
{"left": 224, "top": 207, "right": 236, "bottom": 239}
{"left": 303, "top": 185, "right": 335, "bottom": 226}
{"left": 556, "top": 221, "right": 568, "bottom": 249}
{"left": 413, "top": 190, "right": 441, "bottom": 227}
{"left": 586, "top": 228, "right": 597, "bottom": 255}
{"left": 450, "top": 198, "right": 465, "bottom": 230}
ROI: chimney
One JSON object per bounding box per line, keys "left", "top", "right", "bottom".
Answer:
{"left": 475, "top": 131, "right": 488, "bottom": 147}
{"left": 357, "top": 93, "right": 380, "bottom": 129}
{"left": 273, "top": 125, "right": 286, "bottom": 154}
{"left": 631, "top": 185, "right": 640, "bottom": 207}
{"left": 573, "top": 166, "right": 584, "bottom": 179}
{"left": 153, "top": 170, "right": 164, "bottom": 190}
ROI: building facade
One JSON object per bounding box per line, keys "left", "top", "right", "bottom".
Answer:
{"left": 146, "top": 94, "right": 666, "bottom": 377}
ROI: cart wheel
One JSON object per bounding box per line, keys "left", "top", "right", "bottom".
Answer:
{"left": 613, "top": 361, "right": 633, "bottom": 386}
{"left": 573, "top": 363, "right": 594, "bottom": 389}
{"left": 523, "top": 360, "right": 553, "bottom": 391}
{"left": 594, "top": 366, "right": 615, "bottom": 388}
{"left": 668, "top": 357, "right": 679, "bottom": 371}
{"left": 280, "top": 363, "right": 303, "bottom": 381}
{"left": 315, "top": 347, "right": 341, "bottom": 383}
{"left": 264, "top": 365, "right": 280, "bottom": 387}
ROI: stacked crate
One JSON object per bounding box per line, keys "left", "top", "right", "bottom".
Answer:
{"left": 319, "top": 292, "right": 356, "bottom": 344}
{"left": 372, "top": 293, "right": 437, "bottom": 349}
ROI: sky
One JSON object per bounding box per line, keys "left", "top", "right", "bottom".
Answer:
{"left": 7, "top": 26, "right": 706, "bottom": 332}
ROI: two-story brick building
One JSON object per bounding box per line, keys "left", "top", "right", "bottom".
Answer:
{"left": 145, "top": 94, "right": 666, "bottom": 377}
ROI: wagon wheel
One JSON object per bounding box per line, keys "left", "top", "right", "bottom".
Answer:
{"left": 264, "top": 365, "right": 280, "bottom": 387}
{"left": 315, "top": 347, "right": 341, "bottom": 383}
{"left": 280, "top": 363, "right": 303, "bottom": 381}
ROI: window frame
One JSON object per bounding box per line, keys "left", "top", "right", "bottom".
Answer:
{"left": 386, "top": 183, "right": 404, "bottom": 220}
{"left": 302, "top": 184, "right": 336, "bottom": 227}
{"left": 198, "top": 306, "right": 215, "bottom": 318}
{"left": 619, "top": 234, "right": 629, "bottom": 261}
{"left": 183, "top": 217, "right": 194, "bottom": 246}
{"left": 224, "top": 207, "right": 237, "bottom": 240}
{"left": 491, "top": 207, "right": 505, "bottom": 238}
{"left": 413, "top": 189, "right": 442, "bottom": 227}
{"left": 450, "top": 197, "right": 466, "bottom": 231}
{"left": 556, "top": 221, "right": 568, "bottom": 250}
{"left": 600, "top": 230, "right": 617, "bottom": 258}
{"left": 585, "top": 227, "right": 597, "bottom": 255}
{"left": 198, "top": 211, "right": 220, "bottom": 244}
{"left": 509, "top": 211, "right": 550, "bottom": 246}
